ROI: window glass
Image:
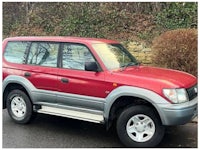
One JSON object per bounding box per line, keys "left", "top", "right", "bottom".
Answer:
{"left": 4, "top": 41, "right": 29, "bottom": 64}
{"left": 62, "top": 43, "right": 95, "bottom": 70}
{"left": 28, "top": 42, "right": 59, "bottom": 67}
{"left": 92, "top": 43, "right": 138, "bottom": 70}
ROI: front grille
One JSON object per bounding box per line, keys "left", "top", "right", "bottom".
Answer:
{"left": 186, "top": 84, "right": 198, "bottom": 101}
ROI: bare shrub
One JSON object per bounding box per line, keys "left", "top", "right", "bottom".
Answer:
{"left": 152, "top": 29, "right": 197, "bottom": 76}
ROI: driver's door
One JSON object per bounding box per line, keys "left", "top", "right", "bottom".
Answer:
{"left": 57, "top": 43, "right": 106, "bottom": 110}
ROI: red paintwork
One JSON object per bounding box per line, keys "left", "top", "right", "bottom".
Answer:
{"left": 57, "top": 68, "right": 106, "bottom": 98}
{"left": 105, "top": 66, "right": 197, "bottom": 100}
{"left": 3, "top": 37, "right": 197, "bottom": 102}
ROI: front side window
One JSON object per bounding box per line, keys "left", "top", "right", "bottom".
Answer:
{"left": 62, "top": 43, "right": 95, "bottom": 70}
{"left": 27, "top": 42, "right": 59, "bottom": 67}
{"left": 92, "top": 43, "right": 138, "bottom": 70}
{"left": 4, "top": 41, "right": 30, "bottom": 64}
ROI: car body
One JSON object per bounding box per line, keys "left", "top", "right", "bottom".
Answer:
{"left": 2, "top": 36, "right": 198, "bottom": 147}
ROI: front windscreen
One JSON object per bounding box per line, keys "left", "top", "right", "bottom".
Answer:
{"left": 92, "top": 43, "right": 138, "bottom": 70}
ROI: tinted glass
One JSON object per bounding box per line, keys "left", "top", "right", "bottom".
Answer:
{"left": 62, "top": 43, "right": 95, "bottom": 70}
{"left": 4, "top": 41, "right": 29, "bottom": 64}
{"left": 28, "top": 42, "right": 59, "bottom": 67}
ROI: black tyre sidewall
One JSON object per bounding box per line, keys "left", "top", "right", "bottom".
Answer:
{"left": 6, "top": 89, "right": 33, "bottom": 124}
{"left": 116, "top": 105, "right": 165, "bottom": 147}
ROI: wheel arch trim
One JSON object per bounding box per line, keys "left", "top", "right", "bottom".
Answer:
{"left": 3, "top": 75, "right": 36, "bottom": 103}
{"left": 104, "top": 86, "right": 170, "bottom": 124}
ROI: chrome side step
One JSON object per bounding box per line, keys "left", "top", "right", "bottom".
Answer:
{"left": 37, "top": 106, "right": 104, "bottom": 124}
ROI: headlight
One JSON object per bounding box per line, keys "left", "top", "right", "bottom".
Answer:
{"left": 163, "top": 88, "right": 189, "bottom": 103}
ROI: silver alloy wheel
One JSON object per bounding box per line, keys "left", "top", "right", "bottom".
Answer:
{"left": 11, "top": 96, "right": 26, "bottom": 118}
{"left": 126, "top": 114, "right": 155, "bottom": 143}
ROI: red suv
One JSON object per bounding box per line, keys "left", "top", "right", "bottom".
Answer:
{"left": 3, "top": 37, "right": 198, "bottom": 147}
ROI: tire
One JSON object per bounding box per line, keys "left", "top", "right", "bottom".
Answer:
{"left": 116, "top": 105, "right": 165, "bottom": 147}
{"left": 6, "top": 89, "right": 34, "bottom": 124}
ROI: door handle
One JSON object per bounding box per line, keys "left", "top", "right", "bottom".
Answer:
{"left": 24, "top": 72, "right": 31, "bottom": 77}
{"left": 61, "top": 78, "right": 69, "bottom": 83}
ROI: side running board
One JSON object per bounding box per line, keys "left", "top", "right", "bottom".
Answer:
{"left": 37, "top": 106, "right": 104, "bottom": 124}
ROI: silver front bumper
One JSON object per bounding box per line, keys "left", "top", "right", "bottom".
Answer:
{"left": 157, "top": 96, "right": 198, "bottom": 126}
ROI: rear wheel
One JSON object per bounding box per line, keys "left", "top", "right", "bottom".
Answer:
{"left": 116, "top": 105, "right": 165, "bottom": 147}
{"left": 6, "top": 89, "right": 35, "bottom": 124}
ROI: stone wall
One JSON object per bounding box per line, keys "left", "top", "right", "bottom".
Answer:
{"left": 123, "top": 41, "right": 153, "bottom": 65}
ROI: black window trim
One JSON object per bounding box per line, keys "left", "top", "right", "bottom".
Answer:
{"left": 24, "top": 42, "right": 32, "bottom": 64}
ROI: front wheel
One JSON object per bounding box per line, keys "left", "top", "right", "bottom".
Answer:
{"left": 6, "top": 89, "right": 35, "bottom": 124}
{"left": 116, "top": 105, "right": 165, "bottom": 147}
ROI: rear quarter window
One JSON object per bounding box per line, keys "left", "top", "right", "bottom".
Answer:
{"left": 4, "top": 41, "right": 29, "bottom": 64}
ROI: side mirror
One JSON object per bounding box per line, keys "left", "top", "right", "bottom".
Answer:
{"left": 85, "top": 62, "right": 99, "bottom": 72}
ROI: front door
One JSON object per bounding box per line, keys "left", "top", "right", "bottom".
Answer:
{"left": 57, "top": 43, "right": 106, "bottom": 110}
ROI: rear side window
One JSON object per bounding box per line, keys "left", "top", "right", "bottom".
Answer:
{"left": 27, "top": 42, "right": 59, "bottom": 67}
{"left": 4, "top": 41, "right": 29, "bottom": 64}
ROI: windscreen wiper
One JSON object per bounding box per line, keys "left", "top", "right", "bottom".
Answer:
{"left": 121, "top": 62, "right": 139, "bottom": 71}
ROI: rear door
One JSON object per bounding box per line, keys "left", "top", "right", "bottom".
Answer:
{"left": 22, "top": 41, "right": 60, "bottom": 103}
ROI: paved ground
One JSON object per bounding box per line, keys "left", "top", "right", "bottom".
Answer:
{"left": 3, "top": 110, "right": 197, "bottom": 148}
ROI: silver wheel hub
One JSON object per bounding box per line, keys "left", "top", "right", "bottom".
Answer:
{"left": 11, "top": 96, "right": 26, "bottom": 118}
{"left": 126, "top": 114, "right": 155, "bottom": 143}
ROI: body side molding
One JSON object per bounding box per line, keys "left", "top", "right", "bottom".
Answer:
{"left": 3, "top": 76, "right": 173, "bottom": 125}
